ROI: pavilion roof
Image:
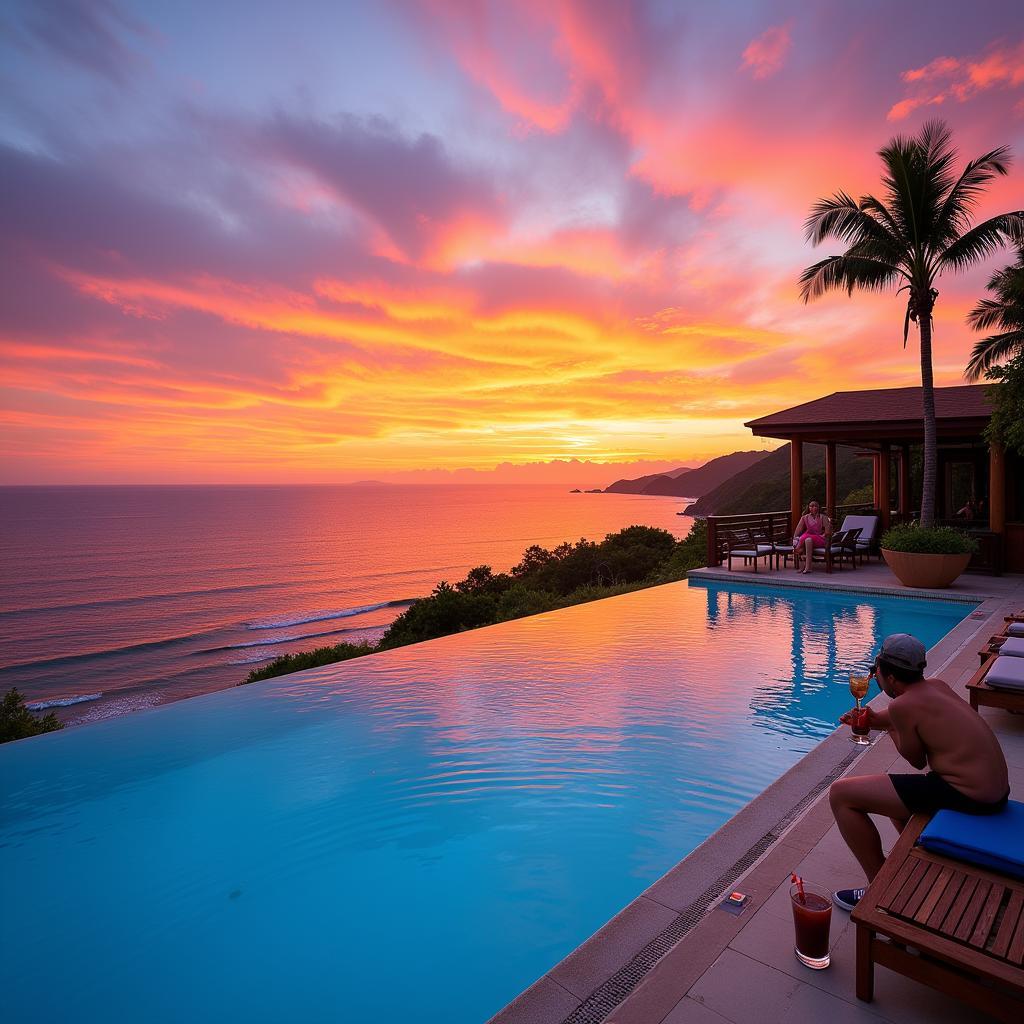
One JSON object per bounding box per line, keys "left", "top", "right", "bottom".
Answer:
{"left": 745, "top": 384, "right": 991, "bottom": 443}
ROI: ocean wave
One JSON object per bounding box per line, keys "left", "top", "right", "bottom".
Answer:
{"left": 227, "top": 654, "right": 276, "bottom": 665}
{"left": 201, "top": 622, "right": 382, "bottom": 653}
{"left": 27, "top": 693, "right": 103, "bottom": 710}
{"left": 246, "top": 599, "right": 415, "bottom": 631}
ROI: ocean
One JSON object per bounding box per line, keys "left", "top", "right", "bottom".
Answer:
{"left": 0, "top": 485, "right": 693, "bottom": 724}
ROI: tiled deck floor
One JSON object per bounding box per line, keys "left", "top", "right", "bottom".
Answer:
{"left": 607, "top": 583, "right": 1024, "bottom": 1024}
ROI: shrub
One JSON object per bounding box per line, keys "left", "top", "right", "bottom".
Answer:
{"left": 244, "top": 642, "right": 376, "bottom": 683}
{"left": 879, "top": 524, "right": 979, "bottom": 555}
{"left": 1, "top": 688, "right": 64, "bottom": 743}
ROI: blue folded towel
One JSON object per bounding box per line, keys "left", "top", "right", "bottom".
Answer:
{"left": 918, "top": 800, "right": 1024, "bottom": 879}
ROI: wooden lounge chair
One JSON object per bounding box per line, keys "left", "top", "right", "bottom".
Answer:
{"left": 965, "top": 652, "right": 1024, "bottom": 716}
{"left": 852, "top": 813, "right": 1024, "bottom": 1022}
{"left": 838, "top": 513, "right": 881, "bottom": 564}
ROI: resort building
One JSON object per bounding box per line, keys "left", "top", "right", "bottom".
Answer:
{"left": 740, "top": 383, "right": 1023, "bottom": 574}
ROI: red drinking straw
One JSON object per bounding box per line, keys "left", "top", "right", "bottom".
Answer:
{"left": 792, "top": 872, "right": 805, "bottom": 902}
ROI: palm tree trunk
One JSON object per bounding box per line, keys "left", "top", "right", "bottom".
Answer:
{"left": 919, "top": 313, "right": 937, "bottom": 527}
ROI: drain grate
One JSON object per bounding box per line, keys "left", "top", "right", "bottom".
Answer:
{"left": 558, "top": 746, "right": 861, "bottom": 1024}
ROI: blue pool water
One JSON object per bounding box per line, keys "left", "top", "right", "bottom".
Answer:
{"left": 0, "top": 580, "right": 973, "bottom": 1023}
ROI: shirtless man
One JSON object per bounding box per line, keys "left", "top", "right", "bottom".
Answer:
{"left": 829, "top": 633, "right": 1009, "bottom": 911}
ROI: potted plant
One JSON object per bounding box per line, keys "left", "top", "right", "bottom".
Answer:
{"left": 879, "top": 524, "right": 979, "bottom": 589}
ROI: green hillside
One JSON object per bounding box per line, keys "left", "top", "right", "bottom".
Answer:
{"left": 683, "top": 443, "right": 873, "bottom": 516}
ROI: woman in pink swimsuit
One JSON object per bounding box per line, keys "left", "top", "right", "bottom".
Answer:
{"left": 793, "top": 501, "right": 831, "bottom": 574}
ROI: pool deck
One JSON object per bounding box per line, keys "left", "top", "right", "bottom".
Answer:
{"left": 491, "top": 567, "right": 1024, "bottom": 1024}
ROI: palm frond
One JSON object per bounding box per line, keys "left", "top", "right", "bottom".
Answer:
{"left": 940, "top": 212, "right": 1024, "bottom": 271}
{"left": 858, "top": 194, "right": 904, "bottom": 244}
{"left": 803, "top": 192, "right": 900, "bottom": 252}
{"left": 933, "top": 147, "right": 1012, "bottom": 242}
{"left": 798, "top": 255, "right": 902, "bottom": 303}
{"left": 966, "top": 298, "right": 1014, "bottom": 332}
{"left": 965, "top": 330, "right": 1024, "bottom": 381}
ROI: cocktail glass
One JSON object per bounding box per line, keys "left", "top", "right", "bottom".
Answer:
{"left": 848, "top": 672, "right": 872, "bottom": 746}
{"left": 790, "top": 881, "right": 832, "bottom": 969}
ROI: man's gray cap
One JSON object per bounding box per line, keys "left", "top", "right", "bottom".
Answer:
{"left": 878, "top": 633, "right": 927, "bottom": 672}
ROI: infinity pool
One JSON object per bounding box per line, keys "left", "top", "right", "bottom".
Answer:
{"left": 0, "top": 581, "right": 974, "bottom": 1022}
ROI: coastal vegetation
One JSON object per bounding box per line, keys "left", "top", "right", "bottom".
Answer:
{"left": 1, "top": 688, "right": 64, "bottom": 744}
{"left": 800, "top": 118, "right": 1023, "bottom": 527}
{"left": 244, "top": 523, "right": 708, "bottom": 684}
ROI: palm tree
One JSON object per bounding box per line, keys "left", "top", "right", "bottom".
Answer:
{"left": 799, "top": 120, "right": 1023, "bottom": 527}
{"left": 965, "top": 245, "right": 1024, "bottom": 381}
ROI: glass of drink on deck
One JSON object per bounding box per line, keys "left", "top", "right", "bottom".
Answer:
{"left": 790, "top": 879, "right": 832, "bottom": 969}
{"left": 848, "top": 671, "right": 872, "bottom": 746}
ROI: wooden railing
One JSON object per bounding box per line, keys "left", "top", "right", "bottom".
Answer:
{"left": 705, "top": 504, "right": 875, "bottom": 567}
{"left": 704, "top": 507, "right": 1003, "bottom": 573}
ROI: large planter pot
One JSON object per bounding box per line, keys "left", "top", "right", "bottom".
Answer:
{"left": 881, "top": 548, "right": 972, "bottom": 589}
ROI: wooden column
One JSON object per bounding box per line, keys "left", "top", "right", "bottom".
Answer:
{"left": 879, "top": 442, "right": 891, "bottom": 532}
{"left": 790, "top": 440, "right": 803, "bottom": 533}
{"left": 990, "top": 442, "right": 1006, "bottom": 534}
{"left": 872, "top": 453, "right": 882, "bottom": 511}
{"left": 825, "top": 442, "right": 837, "bottom": 520}
{"left": 898, "top": 445, "right": 911, "bottom": 517}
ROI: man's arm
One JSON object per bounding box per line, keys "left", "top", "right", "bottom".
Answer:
{"left": 887, "top": 700, "right": 927, "bottom": 769}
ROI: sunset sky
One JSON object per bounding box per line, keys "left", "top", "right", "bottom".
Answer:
{"left": 1, "top": 0, "right": 1023, "bottom": 484}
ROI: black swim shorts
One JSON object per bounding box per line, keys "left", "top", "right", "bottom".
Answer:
{"left": 889, "top": 772, "right": 1009, "bottom": 816}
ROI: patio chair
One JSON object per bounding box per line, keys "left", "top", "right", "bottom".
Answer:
{"left": 852, "top": 809, "right": 1024, "bottom": 1022}
{"left": 723, "top": 529, "right": 772, "bottom": 573}
{"left": 965, "top": 651, "right": 1024, "bottom": 715}
{"left": 839, "top": 514, "right": 881, "bottom": 564}
{"left": 811, "top": 528, "right": 860, "bottom": 572}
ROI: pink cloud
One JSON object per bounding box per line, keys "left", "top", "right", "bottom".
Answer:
{"left": 740, "top": 24, "right": 792, "bottom": 80}
{"left": 889, "top": 39, "right": 1024, "bottom": 120}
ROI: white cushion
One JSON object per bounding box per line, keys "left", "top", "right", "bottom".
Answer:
{"left": 986, "top": 656, "right": 1024, "bottom": 691}
{"left": 840, "top": 515, "right": 879, "bottom": 542}
{"left": 999, "top": 637, "right": 1024, "bottom": 658}
{"left": 730, "top": 548, "right": 759, "bottom": 557}
{"left": 1008, "top": 622, "right": 1024, "bottom": 638}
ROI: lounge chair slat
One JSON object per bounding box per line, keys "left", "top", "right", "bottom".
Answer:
{"left": 889, "top": 860, "right": 932, "bottom": 916}
{"left": 926, "top": 871, "right": 966, "bottom": 929}
{"left": 902, "top": 861, "right": 944, "bottom": 920}
{"left": 955, "top": 881, "right": 992, "bottom": 941}
{"left": 992, "top": 891, "right": 1024, "bottom": 958}
{"left": 915, "top": 866, "right": 955, "bottom": 924}
{"left": 969, "top": 884, "right": 1006, "bottom": 948}
{"left": 942, "top": 875, "right": 981, "bottom": 935}
{"left": 1008, "top": 911, "right": 1024, "bottom": 965}
{"left": 879, "top": 856, "right": 920, "bottom": 907}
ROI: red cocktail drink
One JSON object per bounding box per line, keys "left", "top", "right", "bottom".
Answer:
{"left": 790, "top": 882, "right": 832, "bottom": 969}
{"left": 851, "top": 707, "right": 870, "bottom": 739}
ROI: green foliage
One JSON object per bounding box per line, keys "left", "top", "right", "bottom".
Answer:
{"left": 842, "top": 483, "right": 875, "bottom": 505}
{"left": 880, "top": 524, "right": 979, "bottom": 555}
{"left": 1, "top": 688, "right": 64, "bottom": 743}
{"left": 984, "top": 354, "right": 1024, "bottom": 457}
{"left": 243, "top": 642, "right": 376, "bottom": 683}
{"left": 245, "top": 523, "right": 708, "bottom": 682}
